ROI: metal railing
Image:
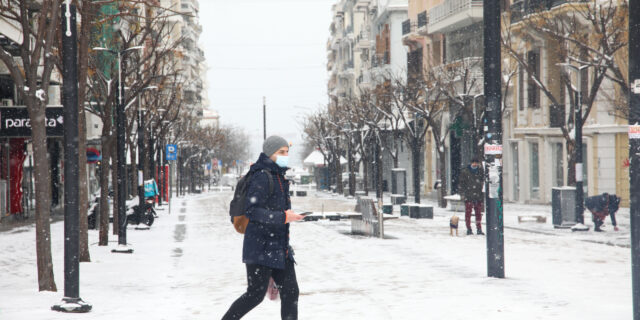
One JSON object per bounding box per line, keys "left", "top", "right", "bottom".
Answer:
{"left": 372, "top": 53, "right": 390, "bottom": 67}
{"left": 343, "top": 60, "right": 354, "bottom": 70}
{"left": 511, "top": 0, "right": 590, "bottom": 24}
{"left": 428, "top": 0, "right": 482, "bottom": 26}
{"left": 418, "top": 11, "right": 428, "bottom": 28}
{"left": 402, "top": 19, "right": 412, "bottom": 35}
{"left": 356, "top": 30, "right": 369, "bottom": 43}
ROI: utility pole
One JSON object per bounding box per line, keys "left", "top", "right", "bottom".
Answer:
{"left": 263, "top": 96, "right": 267, "bottom": 140}
{"left": 53, "top": 1, "right": 91, "bottom": 312}
{"left": 483, "top": 0, "right": 504, "bottom": 278}
{"left": 628, "top": 1, "right": 640, "bottom": 318}
{"left": 574, "top": 70, "right": 585, "bottom": 225}
{"left": 138, "top": 107, "right": 145, "bottom": 208}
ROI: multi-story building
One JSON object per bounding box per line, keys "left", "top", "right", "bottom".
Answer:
{"left": 401, "top": 0, "right": 484, "bottom": 198}
{"left": 328, "top": 0, "right": 418, "bottom": 195}
{"left": 503, "top": 0, "right": 629, "bottom": 206}
{"left": 160, "top": 0, "right": 207, "bottom": 117}
{"left": 335, "top": 0, "right": 631, "bottom": 207}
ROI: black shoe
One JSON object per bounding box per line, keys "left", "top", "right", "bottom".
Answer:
{"left": 594, "top": 227, "right": 603, "bottom": 232}
{"left": 467, "top": 229, "right": 473, "bottom": 235}
{"left": 476, "top": 229, "right": 485, "bottom": 235}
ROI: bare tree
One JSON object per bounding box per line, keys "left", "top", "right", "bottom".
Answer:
{"left": 0, "top": 0, "right": 63, "bottom": 291}
{"left": 503, "top": 0, "right": 627, "bottom": 186}
{"left": 85, "top": 0, "right": 183, "bottom": 244}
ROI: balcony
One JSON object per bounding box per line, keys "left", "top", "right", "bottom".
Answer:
{"left": 510, "top": 0, "right": 590, "bottom": 24}
{"left": 417, "top": 11, "right": 428, "bottom": 34}
{"left": 402, "top": 18, "right": 425, "bottom": 47}
{"left": 402, "top": 19, "right": 413, "bottom": 35}
{"left": 339, "top": 60, "right": 355, "bottom": 78}
{"left": 428, "top": 0, "right": 483, "bottom": 34}
{"left": 355, "top": 30, "right": 371, "bottom": 50}
{"left": 343, "top": 25, "right": 355, "bottom": 39}
{"left": 357, "top": 70, "right": 372, "bottom": 87}
{"left": 432, "top": 56, "right": 483, "bottom": 83}
{"left": 371, "top": 52, "right": 390, "bottom": 68}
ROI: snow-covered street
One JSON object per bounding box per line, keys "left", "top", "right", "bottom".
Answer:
{"left": 0, "top": 191, "right": 632, "bottom": 319}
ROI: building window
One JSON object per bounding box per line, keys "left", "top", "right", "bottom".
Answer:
{"left": 518, "top": 63, "right": 524, "bottom": 111}
{"left": 511, "top": 143, "right": 519, "bottom": 201}
{"left": 530, "top": 142, "right": 539, "bottom": 199}
{"left": 527, "top": 49, "right": 540, "bottom": 109}
{"left": 552, "top": 142, "right": 563, "bottom": 187}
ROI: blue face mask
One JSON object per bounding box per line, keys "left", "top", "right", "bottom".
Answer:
{"left": 275, "top": 155, "right": 289, "bottom": 168}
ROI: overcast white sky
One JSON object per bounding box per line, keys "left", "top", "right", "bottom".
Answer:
{"left": 199, "top": 0, "right": 336, "bottom": 166}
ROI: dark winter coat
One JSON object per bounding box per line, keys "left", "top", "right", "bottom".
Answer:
{"left": 242, "top": 152, "right": 292, "bottom": 270}
{"left": 459, "top": 165, "right": 484, "bottom": 202}
{"left": 585, "top": 193, "right": 620, "bottom": 226}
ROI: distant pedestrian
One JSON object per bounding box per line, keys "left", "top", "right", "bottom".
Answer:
{"left": 459, "top": 158, "right": 485, "bottom": 235}
{"left": 585, "top": 193, "right": 620, "bottom": 232}
{"left": 222, "top": 135, "right": 304, "bottom": 320}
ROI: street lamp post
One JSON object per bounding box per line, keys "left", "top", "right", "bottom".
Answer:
{"left": 627, "top": 3, "right": 640, "bottom": 317}
{"left": 52, "top": 1, "right": 92, "bottom": 312}
{"left": 93, "top": 45, "right": 144, "bottom": 254}
{"left": 483, "top": 0, "right": 505, "bottom": 279}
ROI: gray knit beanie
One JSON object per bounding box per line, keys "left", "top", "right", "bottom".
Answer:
{"left": 262, "top": 135, "right": 289, "bottom": 157}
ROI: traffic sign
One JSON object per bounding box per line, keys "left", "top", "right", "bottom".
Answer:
{"left": 166, "top": 144, "right": 177, "bottom": 161}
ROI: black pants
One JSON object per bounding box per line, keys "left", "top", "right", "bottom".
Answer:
{"left": 222, "top": 259, "right": 299, "bottom": 320}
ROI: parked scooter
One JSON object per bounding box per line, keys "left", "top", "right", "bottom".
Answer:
{"left": 127, "top": 197, "right": 157, "bottom": 227}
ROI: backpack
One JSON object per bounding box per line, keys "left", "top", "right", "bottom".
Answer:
{"left": 229, "top": 169, "right": 274, "bottom": 234}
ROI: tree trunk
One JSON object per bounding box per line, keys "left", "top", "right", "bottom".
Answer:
{"left": 98, "top": 128, "right": 113, "bottom": 245}
{"left": 98, "top": 140, "right": 111, "bottom": 246}
{"left": 76, "top": 1, "right": 97, "bottom": 262}
{"left": 28, "top": 100, "right": 57, "bottom": 292}
{"left": 566, "top": 139, "right": 577, "bottom": 186}
{"left": 111, "top": 140, "right": 119, "bottom": 235}
{"left": 437, "top": 149, "right": 448, "bottom": 208}
{"left": 347, "top": 139, "right": 355, "bottom": 196}
{"left": 335, "top": 156, "right": 343, "bottom": 195}
{"left": 129, "top": 142, "right": 138, "bottom": 198}
{"left": 411, "top": 139, "right": 422, "bottom": 204}
{"left": 77, "top": 105, "right": 90, "bottom": 262}
{"left": 375, "top": 140, "right": 384, "bottom": 200}
{"left": 361, "top": 151, "right": 369, "bottom": 196}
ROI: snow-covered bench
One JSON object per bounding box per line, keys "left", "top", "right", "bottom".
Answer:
{"left": 350, "top": 197, "right": 397, "bottom": 237}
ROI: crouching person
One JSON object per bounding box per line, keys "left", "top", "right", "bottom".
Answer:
{"left": 585, "top": 193, "right": 620, "bottom": 232}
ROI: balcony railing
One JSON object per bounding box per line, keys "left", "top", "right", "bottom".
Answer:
{"left": 356, "top": 30, "right": 370, "bottom": 44}
{"left": 429, "top": 0, "right": 482, "bottom": 27}
{"left": 371, "top": 52, "right": 390, "bottom": 67}
{"left": 344, "top": 60, "right": 354, "bottom": 70}
{"left": 343, "top": 25, "right": 354, "bottom": 37}
{"left": 417, "top": 11, "right": 428, "bottom": 28}
{"left": 510, "top": 0, "right": 590, "bottom": 23}
{"left": 402, "top": 19, "right": 411, "bottom": 35}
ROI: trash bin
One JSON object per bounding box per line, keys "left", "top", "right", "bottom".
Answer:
{"left": 552, "top": 187, "right": 576, "bottom": 228}
{"left": 400, "top": 204, "right": 410, "bottom": 216}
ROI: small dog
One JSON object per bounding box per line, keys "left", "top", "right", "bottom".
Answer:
{"left": 450, "top": 215, "right": 460, "bottom": 236}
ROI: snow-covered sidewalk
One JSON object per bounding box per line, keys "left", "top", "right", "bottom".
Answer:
{"left": 0, "top": 191, "right": 632, "bottom": 319}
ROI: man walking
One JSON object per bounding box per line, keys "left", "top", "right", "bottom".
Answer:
{"left": 459, "top": 158, "right": 485, "bottom": 235}
{"left": 222, "top": 136, "right": 304, "bottom": 320}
